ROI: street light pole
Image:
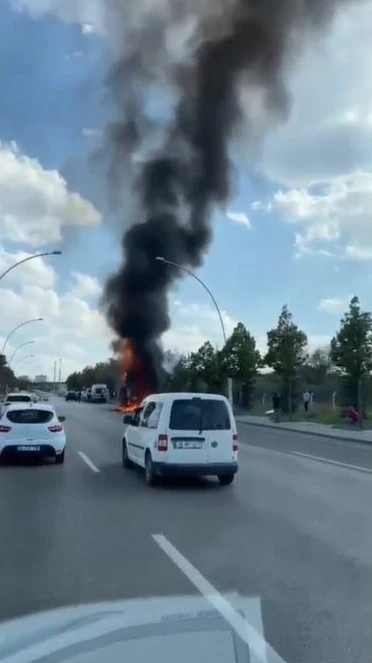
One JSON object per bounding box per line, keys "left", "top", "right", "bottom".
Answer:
{"left": 0, "top": 250, "right": 62, "bottom": 282}
{"left": 9, "top": 341, "right": 35, "bottom": 367}
{"left": 1, "top": 318, "right": 44, "bottom": 355}
{"left": 155, "top": 256, "right": 233, "bottom": 406}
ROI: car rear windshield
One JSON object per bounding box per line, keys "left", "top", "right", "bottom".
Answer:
{"left": 6, "top": 395, "right": 31, "bottom": 403}
{"left": 169, "top": 398, "right": 231, "bottom": 431}
{"left": 6, "top": 409, "right": 54, "bottom": 424}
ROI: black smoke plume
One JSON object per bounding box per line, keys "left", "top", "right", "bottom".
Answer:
{"left": 102, "top": 0, "right": 360, "bottom": 389}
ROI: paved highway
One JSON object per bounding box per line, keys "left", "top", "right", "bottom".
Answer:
{"left": 1, "top": 397, "right": 371, "bottom": 663}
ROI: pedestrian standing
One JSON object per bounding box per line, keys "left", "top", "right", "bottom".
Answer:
{"left": 303, "top": 389, "right": 310, "bottom": 413}
{"left": 272, "top": 392, "right": 280, "bottom": 423}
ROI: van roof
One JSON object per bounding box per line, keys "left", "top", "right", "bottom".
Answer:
{"left": 5, "top": 392, "right": 32, "bottom": 398}
{"left": 143, "top": 392, "right": 228, "bottom": 403}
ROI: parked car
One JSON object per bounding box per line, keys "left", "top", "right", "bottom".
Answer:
{"left": 65, "top": 391, "right": 77, "bottom": 401}
{"left": 0, "top": 402, "right": 66, "bottom": 464}
{"left": 122, "top": 392, "right": 238, "bottom": 486}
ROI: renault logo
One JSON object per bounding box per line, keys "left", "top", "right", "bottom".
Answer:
{"left": 211, "top": 441, "right": 218, "bottom": 448}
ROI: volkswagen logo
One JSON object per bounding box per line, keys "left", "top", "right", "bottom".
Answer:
{"left": 211, "top": 441, "right": 218, "bottom": 448}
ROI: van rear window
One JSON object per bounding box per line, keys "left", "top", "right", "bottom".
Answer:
{"left": 6, "top": 409, "right": 54, "bottom": 424}
{"left": 169, "top": 399, "right": 231, "bottom": 431}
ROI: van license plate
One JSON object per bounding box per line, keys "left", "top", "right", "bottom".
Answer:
{"left": 174, "top": 441, "right": 202, "bottom": 449}
{"left": 17, "top": 445, "right": 40, "bottom": 452}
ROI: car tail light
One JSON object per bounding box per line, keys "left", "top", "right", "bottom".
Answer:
{"left": 0, "top": 425, "right": 11, "bottom": 433}
{"left": 48, "top": 424, "right": 63, "bottom": 433}
{"left": 232, "top": 433, "right": 238, "bottom": 451}
{"left": 157, "top": 434, "right": 168, "bottom": 451}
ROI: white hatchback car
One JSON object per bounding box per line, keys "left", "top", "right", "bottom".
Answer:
{"left": 0, "top": 403, "right": 66, "bottom": 464}
{"left": 122, "top": 392, "right": 238, "bottom": 486}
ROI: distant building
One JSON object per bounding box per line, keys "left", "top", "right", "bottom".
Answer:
{"left": 18, "top": 375, "right": 30, "bottom": 382}
{"left": 34, "top": 374, "right": 48, "bottom": 383}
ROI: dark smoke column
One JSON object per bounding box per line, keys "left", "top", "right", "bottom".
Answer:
{"left": 102, "top": 0, "right": 359, "bottom": 384}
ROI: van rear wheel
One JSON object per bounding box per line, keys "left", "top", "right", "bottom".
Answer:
{"left": 218, "top": 473, "right": 234, "bottom": 486}
{"left": 122, "top": 440, "right": 132, "bottom": 468}
{"left": 145, "top": 451, "right": 156, "bottom": 486}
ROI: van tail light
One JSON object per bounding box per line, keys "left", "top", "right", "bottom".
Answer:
{"left": 232, "top": 433, "right": 238, "bottom": 452}
{"left": 0, "top": 425, "right": 11, "bottom": 433}
{"left": 48, "top": 425, "right": 63, "bottom": 433}
{"left": 157, "top": 434, "right": 168, "bottom": 451}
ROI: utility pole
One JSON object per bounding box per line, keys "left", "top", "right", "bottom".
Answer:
{"left": 53, "top": 360, "right": 57, "bottom": 393}
{"left": 58, "top": 358, "right": 62, "bottom": 384}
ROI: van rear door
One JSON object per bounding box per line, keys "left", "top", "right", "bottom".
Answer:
{"left": 168, "top": 398, "right": 209, "bottom": 465}
{"left": 197, "top": 398, "right": 236, "bottom": 465}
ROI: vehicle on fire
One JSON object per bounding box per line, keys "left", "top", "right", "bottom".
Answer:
{"left": 121, "top": 392, "right": 238, "bottom": 486}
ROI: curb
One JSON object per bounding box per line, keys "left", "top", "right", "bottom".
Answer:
{"left": 236, "top": 419, "right": 372, "bottom": 446}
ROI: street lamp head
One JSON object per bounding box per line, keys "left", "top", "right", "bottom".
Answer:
{"left": 36, "top": 317, "right": 44, "bottom": 321}
{"left": 51, "top": 250, "right": 62, "bottom": 255}
{"left": 155, "top": 256, "right": 165, "bottom": 262}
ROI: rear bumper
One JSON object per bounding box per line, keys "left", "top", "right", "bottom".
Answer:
{"left": 153, "top": 462, "right": 238, "bottom": 477}
{"left": 0, "top": 444, "right": 65, "bottom": 458}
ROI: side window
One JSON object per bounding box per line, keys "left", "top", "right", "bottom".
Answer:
{"left": 140, "top": 402, "right": 156, "bottom": 428}
{"left": 147, "top": 402, "right": 163, "bottom": 429}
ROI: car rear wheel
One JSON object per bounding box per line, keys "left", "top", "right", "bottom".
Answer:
{"left": 145, "top": 451, "right": 156, "bottom": 486}
{"left": 122, "top": 440, "right": 132, "bottom": 468}
{"left": 218, "top": 473, "right": 234, "bottom": 486}
{"left": 55, "top": 449, "right": 65, "bottom": 465}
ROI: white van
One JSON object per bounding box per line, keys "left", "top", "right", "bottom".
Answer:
{"left": 122, "top": 392, "right": 238, "bottom": 486}
{"left": 90, "top": 384, "right": 108, "bottom": 403}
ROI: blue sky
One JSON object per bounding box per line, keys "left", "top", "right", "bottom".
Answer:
{"left": 1, "top": 0, "right": 371, "bottom": 379}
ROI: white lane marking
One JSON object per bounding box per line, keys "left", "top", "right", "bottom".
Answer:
{"left": 78, "top": 451, "right": 100, "bottom": 473}
{"left": 291, "top": 451, "right": 372, "bottom": 474}
{"left": 152, "top": 533, "right": 286, "bottom": 663}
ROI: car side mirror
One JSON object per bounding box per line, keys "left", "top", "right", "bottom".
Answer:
{"left": 58, "top": 415, "right": 66, "bottom": 422}
{"left": 123, "top": 414, "right": 133, "bottom": 425}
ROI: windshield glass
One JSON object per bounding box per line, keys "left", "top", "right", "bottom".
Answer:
{"left": 6, "top": 395, "right": 31, "bottom": 403}
{"left": 6, "top": 409, "right": 54, "bottom": 424}
{"left": 169, "top": 399, "right": 231, "bottom": 431}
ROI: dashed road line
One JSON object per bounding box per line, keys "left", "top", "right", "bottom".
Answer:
{"left": 78, "top": 451, "right": 100, "bottom": 473}
{"left": 152, "top": 533, "right": 286, "bottom": 663}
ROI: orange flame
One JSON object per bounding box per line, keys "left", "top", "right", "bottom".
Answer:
{"left": 115, "top": 340, "right": 152, "bottom": 413}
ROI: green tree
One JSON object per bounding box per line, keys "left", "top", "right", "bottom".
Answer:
{"left": 265, "top": 305, "right": 308, "bottom": 414}
{"left": 220, "top": 322, "right": 261, "bottom": 407}
{"left": 188, "top": 341, "right": 223, "bottom": 392}
{"left": 0, "top": 353, "right": 18, "bottom": 392}
{"left": 330, "top": 296, "right": 372, "bottom": 416}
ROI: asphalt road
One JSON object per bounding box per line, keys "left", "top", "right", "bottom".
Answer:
{"left": 1, "top": 397, "right": 371, "bottom": 663}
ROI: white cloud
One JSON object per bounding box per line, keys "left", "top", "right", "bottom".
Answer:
{"left": 82, "top": 128, "right": 102, "bottom": 138}
{"left": 260, "top": 2, "right": 372, "bottom": 187}
{"left": 64, "top": 50, "right": 84, "bottom": 61}
{"left": 318, "top": 297, "right": 351, "bottom": 314}
{"left": 268, "top": 171, "right": 372, "bottom": 260}
{"left": 0, "top": 142, "right": 101, "bottom": 247}
{"left": 82, "top": 22, "right": 94, "bottom": 35}
{"left": 0, "top": 283, "right": 111, "bottom": 380}
{"left": 71, "top": 272, "right": 102, "bottom": 299}
{"left": 10, "top": 0, "right": 105, "bottom": 34}
{"left": 226, "top": 211, "right": 252, "bottom": 229}
{"left": 163, "top": 299, "right": 238, "bottom": 354}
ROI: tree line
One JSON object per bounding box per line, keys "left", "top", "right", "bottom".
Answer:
{"left": 67, "top": 296, "right": 372, "bottom": 415}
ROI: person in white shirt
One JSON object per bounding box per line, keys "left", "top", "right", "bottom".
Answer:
{"left": 303, "top": 390, "right": 310, "bottom": 412}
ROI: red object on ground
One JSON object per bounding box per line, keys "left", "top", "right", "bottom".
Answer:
{"left": 348, "top": 407, "right": 360, "bottom": 425}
